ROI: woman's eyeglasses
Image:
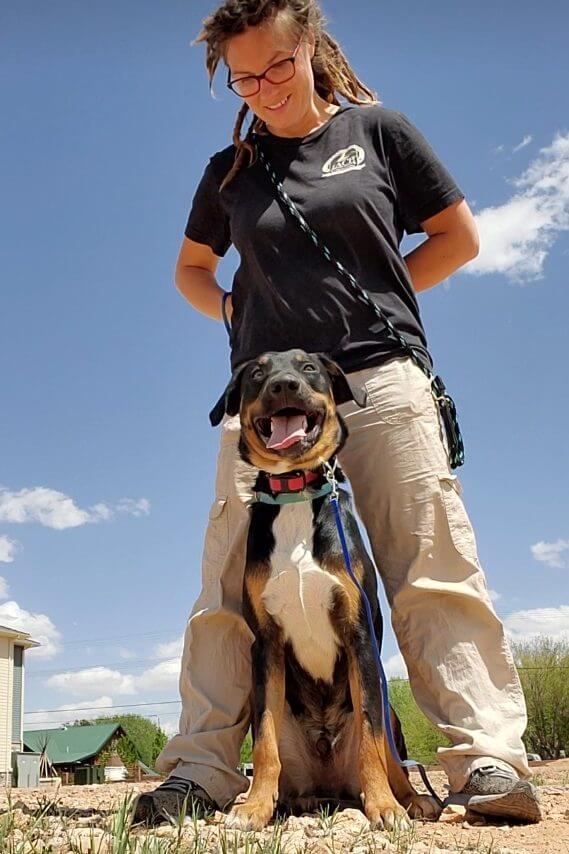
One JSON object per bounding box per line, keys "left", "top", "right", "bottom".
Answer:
{"left": 227, "top": 42, "right": 302, "bottom": 98}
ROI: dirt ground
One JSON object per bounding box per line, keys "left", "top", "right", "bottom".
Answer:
{"left": 3, "top": 760, "right": 569, "bottom": 853}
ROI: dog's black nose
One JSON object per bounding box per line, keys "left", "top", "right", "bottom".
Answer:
{"left": 269, "top": 375, "right": 300, "bottom": 396}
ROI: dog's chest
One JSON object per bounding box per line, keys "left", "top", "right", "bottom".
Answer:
{"left": 261, "top": 502, "right": 342, "bottom": 684}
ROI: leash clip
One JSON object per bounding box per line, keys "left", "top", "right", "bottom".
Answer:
{"left": 430, "top": 373, "right": 448, "bottom": 404}
{"left": 321, "top": 458, "right": 339, "bottom": 500}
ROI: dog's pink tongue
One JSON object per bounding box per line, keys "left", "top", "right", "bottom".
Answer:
{"left": 267, "top": 414, "right": 308, "bottom": 450}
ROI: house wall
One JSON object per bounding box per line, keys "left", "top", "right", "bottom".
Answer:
{"left": 0, "top": 637, "right": 12, "bottom": 782}
{"left": 12, "top": 645, "right": 24, "bottom": 751}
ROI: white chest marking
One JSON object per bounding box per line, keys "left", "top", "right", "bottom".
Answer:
{"left": 261, "top": 502, "right": 342, "bottom": 683}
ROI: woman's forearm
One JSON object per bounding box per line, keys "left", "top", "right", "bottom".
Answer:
{"left": 175, "top": 265, "right": 232, "bottom": 321}
{"left": 403, "top": 232, "right": 478, "bottom": 293}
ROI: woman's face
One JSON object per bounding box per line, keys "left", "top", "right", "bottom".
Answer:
{"left": 224, "top": 16, "right": 316, "bottom": 134}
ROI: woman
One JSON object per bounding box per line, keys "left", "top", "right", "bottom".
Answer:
{"left": 135, "top": 0, "right": 540, "bottom": 826}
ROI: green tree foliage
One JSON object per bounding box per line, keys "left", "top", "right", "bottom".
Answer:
{"left": 72, "top": 715, "right": 168, "bottom": 768}
{"left": 512, "top": 636, "right": 569, "bottom": 759}
{"left": 240, "top": 729, "right": 253, "bottom": 764}
{"left": 388, "top": 679, "right": 451, "bottom": 765}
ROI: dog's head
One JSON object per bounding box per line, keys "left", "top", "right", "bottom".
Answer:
{"left": 211, "top": 350, "right": 366, "bottom": 472}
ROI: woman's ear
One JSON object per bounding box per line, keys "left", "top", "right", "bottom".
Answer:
{"left": 305, "top": 24, "right": 316, "bottom": 59}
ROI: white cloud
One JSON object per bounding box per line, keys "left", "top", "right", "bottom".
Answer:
{"left": 505, "top": 605, "right": 569, "bottom": 643}
{"left": 154, "top": 636, "right": 184, "bottom": 659}
{"left": 513, "top": 135, "right": 533, "bottom": 153}
{"left": 466, "top": 131, "right": 569, "bottom": 282}
{"left": 0, "top": 600, "right": 61, "bottom": 658}
{"left": 116, "top": 498, "right": 151, "bottom": 517}
{"left": 134, "top": 658, "right": 181, "bottom": 693}
{"left": 493, "top": 144, "right": 505, "bottom": 155}
{"left": 0, "top": 577, "right": 9, "bottom": 599}
{"left": 0, "top": 534, "right": 20, "bottom": 563}
{"left": 488, "top": 589, "right": 502, "bottom": 602}
{"left": 384, "top": 652, "right": 409, "bottom": 680}
{"left": 0, "top": 485, "right": 150, "bottom": 530}
{"left": 46, "top": 666, "right": 137, "bottom": 696}
{"left": 531, "top": 538, "right": 569, "bottom": 569}
{"left": 24, "top": 696, "right": 114, "bottom": 729}
{"left": 161, "top": 718, "right": 179, "bottom": 738}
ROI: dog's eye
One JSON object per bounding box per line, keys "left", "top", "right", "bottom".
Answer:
{"left": 251, "top": 367, "right": 265, "bottom": 381}
{"left": 302, "top": 363, "right": 317, "bottom": 372}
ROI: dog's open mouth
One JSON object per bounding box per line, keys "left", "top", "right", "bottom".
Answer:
{"left": 254, "top": 407, "right": 324, "bottom": 451}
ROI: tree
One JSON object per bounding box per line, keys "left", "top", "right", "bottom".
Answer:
{"left": 240, "top": 729, "right": 253, "bottom": 765}
{"left": 388, "top": 679, "right": 451, "bottom": 765}
{"left": 512, "top": 636, "right": 569, "bottom": 759}
{"left": 72, "top": 714, "right": 168, "bottom": 768}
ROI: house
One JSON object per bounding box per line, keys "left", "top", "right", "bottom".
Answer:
{"left": 23, "top": 722, "right": 158, "bottom": 784}
{"left": 0, "top": 624, "right": 40, "bottom": 785}
{"left": 23, "top": 723, "right": 127, "bottom": 783}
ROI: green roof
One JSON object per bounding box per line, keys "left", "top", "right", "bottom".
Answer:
{"left": 23, "top": 723, "right": 123, "bottom": 765}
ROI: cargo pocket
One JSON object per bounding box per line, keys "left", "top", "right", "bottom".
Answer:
{"left": 438, "top": 474, "right": 478, "bottom": 563}
{"left": 202, "top": 496, "right": 229, "bottom": 584}
{"left": 363, "top": 359, "right": 433, "bottom": 425}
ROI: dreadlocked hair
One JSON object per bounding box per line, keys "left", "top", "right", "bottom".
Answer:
{"left": 194, "top": 0, "right": 379, "bottom": 188}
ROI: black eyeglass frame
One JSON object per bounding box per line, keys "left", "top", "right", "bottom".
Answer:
{"left": 226, "top": 41, "right": 302, "bottom": 98}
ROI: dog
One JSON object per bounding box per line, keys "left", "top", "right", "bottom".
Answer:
{"left": 212, "top": 349, "right": 440, "bottom": 831}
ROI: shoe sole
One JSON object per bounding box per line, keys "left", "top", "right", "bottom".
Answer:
{"left": 467, "top": 782, "right": 542, "bottom": 824}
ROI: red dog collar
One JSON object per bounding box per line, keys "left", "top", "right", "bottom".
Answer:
{"left": 267, "top": 468, "right": 322, "bottom": 495}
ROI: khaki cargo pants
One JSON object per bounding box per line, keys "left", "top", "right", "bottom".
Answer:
{"left": 156, "top": 356, "right": 531, "bottom": 808}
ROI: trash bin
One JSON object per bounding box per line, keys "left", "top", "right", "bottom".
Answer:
{"left": 12, "top": 753, "right": 41, "bottom": 788}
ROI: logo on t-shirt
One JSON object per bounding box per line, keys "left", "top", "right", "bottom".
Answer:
{"left": 321, "top": 145, "right": 366, "bottom": 177}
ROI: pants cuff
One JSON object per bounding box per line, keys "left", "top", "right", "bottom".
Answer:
{"left": 445, "top": 755, "right": 520, "bottom": 793}
{"left": 168, "top": 762, "right": 249, "bottom": 811}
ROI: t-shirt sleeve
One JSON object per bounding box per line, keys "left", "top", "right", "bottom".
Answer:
{"left": 384, "top": 110, "right": 465, "bottom": 235}
{"left": 184, "top": 158, "right": 232, "bottom": 257}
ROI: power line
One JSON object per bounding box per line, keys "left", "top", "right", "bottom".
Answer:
{"left": 25, "top": 711, "right": 181, "bottom": 726}
{"left": 25, "top": 699, "right": 181, "bottom": 716}
{"left": 27, "top": 656, "right": 177, "bottom": 678}
{"left": 55, "top": 629, "right": 179, "bottom": 648}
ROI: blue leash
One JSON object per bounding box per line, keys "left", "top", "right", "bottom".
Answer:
{"left": 323, "top": 463, "right": 445, "bottom": 809}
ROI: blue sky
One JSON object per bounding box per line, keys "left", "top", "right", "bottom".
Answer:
{"left": 1, "top": 0, "right": 568, "bottom": 735}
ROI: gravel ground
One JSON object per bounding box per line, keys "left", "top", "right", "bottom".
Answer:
{"left": 2, "top": 760, "right": 568, "bottom": 853}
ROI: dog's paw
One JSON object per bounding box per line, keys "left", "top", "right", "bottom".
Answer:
{"left": 226, "top": 799, "right": 275, "bottom": 831}
{"left": 364, "top": 801, "right": 411, "bottom": 831}
{"left": 406, "top": 794, "right": 442, "bottom": 822}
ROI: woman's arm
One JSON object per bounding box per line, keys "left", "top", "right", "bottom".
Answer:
{"left": 174, "top": 237, "right": 232, "bottom": 321}
{"left": 403, "top": 199, "right": 479, "bottom": 293}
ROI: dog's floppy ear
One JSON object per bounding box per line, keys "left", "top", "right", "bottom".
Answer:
{"left": 209, "top": 361, "right": 250, "bottom": 427}
{"left": 314, "top": 354, "right": 367, "bottom": 408}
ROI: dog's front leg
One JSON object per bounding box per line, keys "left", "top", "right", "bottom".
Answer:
{"left": 348, "top": 641, "right": 412, "bottom": 831}
{"left": 226, "top": 633, "right": 285, "bottom": 831}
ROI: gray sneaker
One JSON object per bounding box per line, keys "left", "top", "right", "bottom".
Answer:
{"left": 459, "top": 765, "right": 542, "bottom": 824}
{"left": 132, "top": 776, "right": 217, "bottom": 826}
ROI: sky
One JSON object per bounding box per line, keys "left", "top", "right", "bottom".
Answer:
{"left": 1, "top": 0, "right": 568, "bottom": 738}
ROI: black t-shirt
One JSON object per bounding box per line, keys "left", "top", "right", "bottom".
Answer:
{"left": 185, "top": 105, "right": 464, "bottom": 374}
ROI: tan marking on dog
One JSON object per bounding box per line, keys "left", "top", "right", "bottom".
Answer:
{"left": 227, "top": 656, "right": 285, "bottom": 831}
{"left": 245, "top": 564, "right": 271, "bottom": 631}
{"left": 240, "top": 394, "right": 339, "bottom": 474}
{"left": 322, "top": 555, "right": 364, "bottom": 619}
{"left": 347, "top": 650, "right": 410, "bottom": 830}
{"left": 384, "top": 708, "right": 442, "bottom": 820}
